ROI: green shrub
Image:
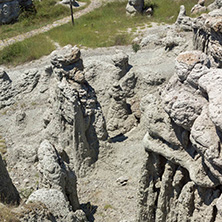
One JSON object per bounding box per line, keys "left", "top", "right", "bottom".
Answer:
{"left": 132, "top": 43, "right": 140, "bottom": 52}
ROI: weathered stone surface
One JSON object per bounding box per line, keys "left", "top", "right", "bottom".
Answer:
{"left": 44, "top": 45, "right": 108, "bottom": 176}
{"left": 191, "top": 4, "right": 206, "bottom": 14}
{"left": 27, "top": 189, "right": 87, "bottom": 222}
{"left": 162, "top": 76, "right": 205, "bottom": 130}
{"left": 138, "top": 150, "right": 221, "bottom": 222}
{"left": 0, "top": 68, "right": 40, "bottom": 108}
{"left": 175, "top": 50, "right": 210, "bottom": 82}
{"left": 0, "top": 0, "right": 20, "bottom": 24}
{"left": 84, "top": 51, "right": 138, "bottom": 137}
{"left": 138, "top": 21, "right": 222, "bottom": 220}
{"left": 38, "top": 140, "right": 79, "bottom": 211}
{"left": 175, "top": 5, "right": 194, "bottom": 31}
{"left": 198, "top": 69, "right": 222, "bottom": 131}
{"left": 0, "top": 0, "right": 34, "bottom": 24}
{"left": 193, "top": 10, "right": 222, "bottom": 67}
{"left": 126, "top": 0, "right": 144, "bottom": 16}
{"left": 51, "top": 45, "right": 81, "bottom": 69}
{"left": 208, "top": 0, "right": 222, "bottom": 10}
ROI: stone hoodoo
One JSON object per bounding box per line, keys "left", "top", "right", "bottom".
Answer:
{"left": 46, "top": 45, "right": 108, "bottom": 176}
{"left": 0, "top": 45, "right": 109, "bottom": 220}
{"left": 138, "top": 8, "right": 222, "bottom": 222}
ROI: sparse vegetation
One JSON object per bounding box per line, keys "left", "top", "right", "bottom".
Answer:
{"left": 20, "top": 188, "right": 34, "bottom": 199}
{"left": 0, "top": 204, "right": 20, "bottom": 222}
{"left": 104, "top": 204, "right": 113, "bottom": 210}
{"left": 145, "top": 0, "right": 215, "bottom": 23}
{"left": 132, "top": 43, "right": 140, "bottom": 52}
{"left": 0, "top": 136, "right": 7, "bottom": 155}
{"left": 0, "top": 0, "right": 90, "bottom": 40}
{"left": 0, "top": 0, "right": 216, "bottom": 66}
{"left": 0, "top": 35, "right": 56, "bottom": 65}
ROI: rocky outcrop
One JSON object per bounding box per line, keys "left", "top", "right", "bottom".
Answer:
{"left": 44, "top": 45, "right": 108, "bottom": 176}
{"left": 84, "top": 51, "right": 138, "bottom": 137}
{"left": 138, "top": 7, "right": 222, "bottom": 219}
{"left": 0, "top": 45, "right": 111, "bottom": 220}
{"left": 175, "top": 5, "right": 194, "bottom": 31}
{"left": 138, "top": 46, "right": 222, "bottom": 221}
{"left": 208, "top": 0, "right": 222, "bottom": 10}
{"left": 193, "top": 9, "right": 222, "bottom": 67}
{"left": 37, "top": 140, "right": 80, "bottom": 212}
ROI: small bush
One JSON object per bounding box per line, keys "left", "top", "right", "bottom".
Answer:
{"left": 104, "top": 204, "right": 113, "bottom": 210}
{"left": 132, "top": 43, "right": 140, "bottom": 52}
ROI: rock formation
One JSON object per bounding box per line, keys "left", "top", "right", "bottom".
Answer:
{"left": 0, "top": 45, "right": 110, "bottom": 220}
{"left": 0, "top": 0, "right": 34, "bottom": 24}
{"left": 3, "top": 2, "right": 222, "bottom": 220}
{"left": 84, "top": 51, "right": 138, "bottom": 138}
{"left": 208, "top": 0, "right": 222, "bottom": 10}
{"left": 138, "top": 8, "right": 222, "bottom": 222}
{"left": 191, "top": 0, "right": 207, "bottom": 14}
{"left": 43, "top": 45, "right": 108, "bottom": 176}
{"left": 175, "top": 5, "right": 194, "bottom": 31}
{"left": 126, "top": 0, "right": 144, "bottom": 16}
{"left": 193, "top": 9, "right": 222, "bottom": 67}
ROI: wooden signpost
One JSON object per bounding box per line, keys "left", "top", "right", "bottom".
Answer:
{"left": 70, "top": 0, "right": 74, "bottom": 25}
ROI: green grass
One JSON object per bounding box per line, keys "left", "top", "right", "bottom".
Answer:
{"left": 0, "top": 0, "right": 90, "bottom": 40}
{"left": 0, "top": 0, "right": 215, "bottom": 66}
{"left": 45, "top": 1, "right": 140, "bottom": 47}
{"left": 0, "top": 35, "right": 56, "bottom": 65}
{"left": 146, "top": 0, "right": 215, "bottom": 23}
{"left": 104, "top": 204, "right": 113, "bottom": 210}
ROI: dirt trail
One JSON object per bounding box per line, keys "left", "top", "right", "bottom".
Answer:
{"left": 0, "top": 0, "right": 102, "bottom": 50}
{"left": 78, "top": 126, "right": 146, "bottom": 222}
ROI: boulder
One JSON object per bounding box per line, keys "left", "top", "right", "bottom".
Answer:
{"left": 27, "top": 189, "right": 87, "bottom": 222}
{"left": 175, "top": 5, "right": 194, "bottom": 31}
{"left": 38, "top": 140, "right": 80, "bottom": 211}
{"left": 126, "top": 0, "right": 144, "bottom": 16}
{"left": 0, "top": 0, "right": 20, "bottom": 24}
{"left": 0, "top": 0, "right": 34, "bottom": 24}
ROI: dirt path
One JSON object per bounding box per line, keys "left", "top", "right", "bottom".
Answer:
{"left": 78, "top": 126, "right": 146, "bottom": 222}
{"left": 0, "top": 0, "right": 102, "bottom": 51}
